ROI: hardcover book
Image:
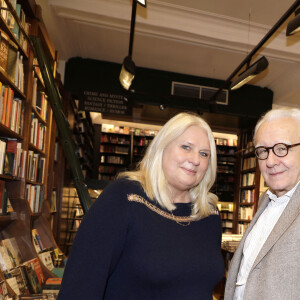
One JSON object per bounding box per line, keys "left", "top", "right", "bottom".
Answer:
{"left": 24, "top": 257, "right": 45, "bottom": 285}
{"left": 3, "top": 138, "right": 18, "bottom": 176}
{"left": 1, "top": 237, "right": 22, "bottom": 266}
{"left": 22, "top": 264, "right": 43, "bottom": 294}
{"left": 5, "top": 40, "right": 18, "bottom": 82}
{"left": 0, "top": 30, "right": 9, "bottom": 72}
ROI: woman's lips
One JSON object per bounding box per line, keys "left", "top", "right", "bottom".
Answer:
{"left": 182, "top": 167, "right": 196, "bottom": 175}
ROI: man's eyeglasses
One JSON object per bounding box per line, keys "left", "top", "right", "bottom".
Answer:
{"left": 255, "top": 143, "right": 300, "bottom": 160}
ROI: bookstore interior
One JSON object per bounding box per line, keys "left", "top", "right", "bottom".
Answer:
{"left": 0, "top": 0, "right": 299, "bottom": 299}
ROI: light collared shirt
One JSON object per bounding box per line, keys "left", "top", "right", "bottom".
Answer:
{"left": 233, "top": 181, "right": 300, "bottom": 300}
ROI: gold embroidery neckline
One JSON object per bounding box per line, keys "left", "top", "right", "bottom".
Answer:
{"left": 127, "top": 194, "right": 194, "bottom": 225}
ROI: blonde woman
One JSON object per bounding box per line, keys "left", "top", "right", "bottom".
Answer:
{"left": 58, "top": 112, "right": 224, "bottom": 300}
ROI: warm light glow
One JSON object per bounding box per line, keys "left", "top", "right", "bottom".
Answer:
{"left": 119, "top": 64, "right": 135, "bottom": 90}
{"left": 230, "top": 75, "right": 256, "bottom": 90}
{"left": 230, "top": 56, "right": 268, "bottom": 90}
{"left": 137, "top": 0, "right": 147, "bottom": 7}
{"left": 286, "top": 8, "right": 300, "bottom": 36}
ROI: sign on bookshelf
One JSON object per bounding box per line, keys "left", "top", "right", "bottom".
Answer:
{"left": 79, "top": 90, "right": 132, "bottom": 116}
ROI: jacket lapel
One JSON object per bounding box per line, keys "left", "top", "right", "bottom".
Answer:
{"left": 251, "top": 185, "right": 300, "bottom": 270}
{"left": 226, "top": 193, "right": 270, "bottom": 288}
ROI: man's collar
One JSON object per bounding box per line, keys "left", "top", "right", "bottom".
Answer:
{"left": 267, "top": 180, "right": 300, "bottom": 202}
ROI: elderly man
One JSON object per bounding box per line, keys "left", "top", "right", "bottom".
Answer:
{"left": 225, "top": 107, "right": 300, "bottom": 300}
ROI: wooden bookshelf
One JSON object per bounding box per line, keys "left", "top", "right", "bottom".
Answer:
{"left": 213, "top": 136, "right": 238, "bottom": 233}
{"left": 234, "top": 129, "right": 260, "bottom": 234}
{"left": 0, "top": 0, "right": 65, "bottom": 297}
{"left": 97, "top": 124, "right": 157, "bottom": 181}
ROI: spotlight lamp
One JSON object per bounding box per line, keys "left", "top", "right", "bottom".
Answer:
{"left": 230, "top": 56, "right": 269, "bottom": 90}
{"left": 119, "top": 0, "right": 147, "bottom": 90}
{"left": 286, "top": 7, "right": 300, "bottom": 36}
{"left": 119, "top": 56, "right": 136, "bottom": 90}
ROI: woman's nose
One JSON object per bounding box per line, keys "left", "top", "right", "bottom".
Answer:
{"left": 189, "top": 152, "right": 200, "bottom": 165}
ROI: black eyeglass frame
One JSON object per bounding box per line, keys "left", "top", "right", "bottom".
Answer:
{"left": 255, "top": 142, "right": 300, "bottom": 160}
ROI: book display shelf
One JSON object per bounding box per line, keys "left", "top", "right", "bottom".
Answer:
{"left": 0, "top": 0, "right": 65, "bottom": 298}
{"left": 234, "top": 129, "right": 260, "bottom": 235}
{"left": 213, "top": 135, "right": 238, "bottom": 233}
{"left": 98, "top": 123, "right": 158, "bottom": 181}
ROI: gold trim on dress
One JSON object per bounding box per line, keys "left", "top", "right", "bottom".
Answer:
{"left": 127, "top": 194, "right": 194, "bottom": 224}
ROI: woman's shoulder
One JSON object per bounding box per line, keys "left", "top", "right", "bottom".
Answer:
{"left": 105, "top": 177, "right": 143, "bottom": 194}
{"left": 93, "top": 178, "right": 146, "bottom": 206}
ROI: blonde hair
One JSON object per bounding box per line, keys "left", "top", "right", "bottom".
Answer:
{"left": 254, "top": 107, "right": 300, "bottom": 144}
{"left": 118, "top": 112, "right": 218, "bottom": 220}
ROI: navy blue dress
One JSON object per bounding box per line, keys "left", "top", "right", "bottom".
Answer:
{"left": 57, "top": 178, "right": 224, "bottom": 300}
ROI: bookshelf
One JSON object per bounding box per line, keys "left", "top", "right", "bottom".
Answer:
{"left": 0, "top": 0, "right": 65, "bottom": 297}
{"left": 59, "top": 187, "right": 99, "bottom": 256}
{"left": 234, "top": 129, "right": 261, "bottom": 235}
{"left": 213, "top": 134, "right": 237, "bottom": 233}
{"left": 72, "top": 102, "right": 95, "bottom": 179}
{"left": 99, "top": 131, "right": 131, "bottom": 181}
{"left": 98, "top": 123, "right": 157, "bottom": 181}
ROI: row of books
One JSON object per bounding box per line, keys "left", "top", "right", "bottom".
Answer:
{"left": 133, "top": 137, "right": 152, "bottom": 147}
{"left": 242, "top": 156, "right": 256, "bottom": 170}
{"left": 244, "top": 141, "right": 255, "bottom": 154}
{"left": 99, "top": 145, "right": 129, "bottom": 154}
{"left": 98, "top": 165, "right": 118, "bottom": 174}
{"left": 0, "top": 138, "right": 26, "bottom": 178}
{"left": 100, "top": 155, "right": 126, "bottom": 165}
{"left": 220, "top": 211, "right": 233, "bottom": 220}
{"left": 0, "top": 235, "right": 60, "bottom": 298}
{"left": 32, "top": 229, "right": 64, "bottom": 270}
{"left": 215, "top": 138, "right": 237, "bottom": 147}
{"left": 237, "top": 222, "right": 250, "bottom": 235}
{"left": 221, "top": 234, "right": 243, "bottom": 252}
{"left": 32, "top": 78, "right": 48, "bottom": 121}
{"left": 0, "top": 0, "right": 31, "bottom": 55}
{"left": 222, "top": 220, "right": 233, "bottom": 228}
{"left": 217, "top": 147, "right": 235, "bottom": 155}
{"left": 100, "top": 134, "right": 130, "bottom": 145}
{"left": 0, "top": 83, "right": 24, "bottom": 134}
{"left": 217, "top": 174, "right": 235, "bottom": 183}
{"left": 240, "top": 189, "right": 255, "bottom": 204}
{"left": 98, "top": 174, "right": 115, "bottom": 181}
{"left": 101, "top": 123, "right": 158, "bottom": 136}
{"left": 239, "top": 206, "right": 254, "bottom": 220}
{"left": 0, "top": 30, "right": 24, "bottom": 91}
{"left": 217, "top": 164, "right": 235, "bottom": 174}
{"left": 30, "top": 114, "right": 47, "bottom": 151}
{"left": 33, "top": 58, "right": 44, "bottom": 86}
{"left": 27, "top": 151, "right": 45, "bottom": 183}
{"left": 218, "top": 156, "right": 236, "bottom": 164}
{"left": 133, "top": 147, "right": 147, "bottom": 156}
{"left": 25, "top": 184, "right": 43, "bottom": 214}
{"left": 241, "top": 173, "right": 255, "bottom": 187}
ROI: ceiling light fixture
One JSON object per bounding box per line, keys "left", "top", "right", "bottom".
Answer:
{"left": 119, "top": 0, "right": 147, "bottom": 90}
{"left": 210, "top": 0, "right": 300, "bottom": 109}
{"left": 230, "top": 56, "right": 269, "bottom": 90}
{"left": 286, "top": 7, "right": 300, "bottom": 36}
{"left": 120, "top": 56, "right": 136, "bottom": 91}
